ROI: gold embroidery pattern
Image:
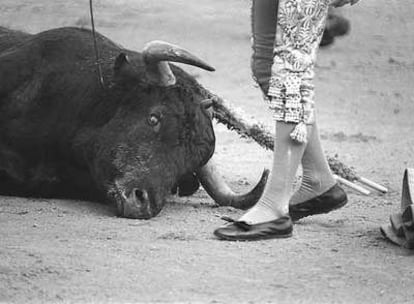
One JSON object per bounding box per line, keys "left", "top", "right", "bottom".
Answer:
{"left": 268, "top": 0, "right": 330, "bottom": 124}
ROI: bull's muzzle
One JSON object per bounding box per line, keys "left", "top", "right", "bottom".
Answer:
{"left": 116, "top": 188, "right": 163, "bottom": 219}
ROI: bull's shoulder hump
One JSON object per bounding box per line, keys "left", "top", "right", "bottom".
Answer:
{"left": 0, "top": 26, "right": 30, "bottom": 39}
{"left": 0, "top": 26, "right": 31, "bottom": 54}
{"left": 33, "top": 27, "right": 121, "bottom": 49}
{"left": 16, "top": 27, "right": 123, "bottom": 66}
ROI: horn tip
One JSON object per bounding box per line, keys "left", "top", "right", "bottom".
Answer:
{"left": 206, "top": 66, "right": 215, "bottom": 72}
{"left": 237, "top": 168, "right": 270, "bottom": 210}
{"left": 261, "top": 168, "right": 270, "bottom": 183}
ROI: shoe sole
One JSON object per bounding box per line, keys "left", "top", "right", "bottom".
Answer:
{"left": 214, "top": 231, "right": 293, "bottom": 242}
{"left": 290, "top": 198, "right": 348, "bottom": 222}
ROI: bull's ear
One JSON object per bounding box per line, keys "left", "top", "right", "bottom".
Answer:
{"left": 113, "top": 53, "right": 136, "bottom": 82}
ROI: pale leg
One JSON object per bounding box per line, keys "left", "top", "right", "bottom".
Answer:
{"left": 290, "top": 121, "right": 336, "bottom": 205}
{"left": 239, "top": 121, "right": 311, "bottom": 224}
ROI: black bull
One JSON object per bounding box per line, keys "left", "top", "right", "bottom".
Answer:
{"left": 0, "top": 27, "right": 268, "bottom": 219}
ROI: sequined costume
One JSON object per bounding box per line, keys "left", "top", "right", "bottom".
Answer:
{"left": 268, "top": 0, "right": 329, "bottom": 126}
{"left": 251, "top": 0, "right": 331, "bottom": 142}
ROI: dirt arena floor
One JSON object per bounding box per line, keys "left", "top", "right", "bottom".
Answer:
{"left": 1, "top": 1, "right": 414, "bottom": 303}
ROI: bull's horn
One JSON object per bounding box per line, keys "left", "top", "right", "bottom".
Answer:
{"left": 197, "top": 156, "right": 269, "bottom": 210}
{"left": 143, "top": 40, "right": 215, "bottom": 86}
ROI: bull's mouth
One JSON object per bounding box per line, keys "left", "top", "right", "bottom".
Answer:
{"left": 110, "top": 183, "right": 165, "bottom": 219}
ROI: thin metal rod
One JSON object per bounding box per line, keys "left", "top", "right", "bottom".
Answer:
{"left": 89, "top": 0, "right": 104, "bottom": 88}
{"left": 358, "top": 177, "right": 388, "bottom": 193}
{"left": 334, "top": 174, "right": 371, "bottom": 196}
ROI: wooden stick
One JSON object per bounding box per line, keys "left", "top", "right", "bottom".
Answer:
{"left": 357, "top": 177, "right": 388, "bottom": 193}
{"left": 333, "top": 174, "right": 371, "bottom": 196}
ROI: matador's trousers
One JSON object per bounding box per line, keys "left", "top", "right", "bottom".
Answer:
{"left": 251, "top": 0, "right": 330, "bottom": 130}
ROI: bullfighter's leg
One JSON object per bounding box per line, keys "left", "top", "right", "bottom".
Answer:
{"left": 251, "top": 0, "right": 335, "bottom": 210}
{"left": 237, "top": 121, "right": 310, "bottom": 224}
{"left": 289, "top": 121, "right": 336, "bottom": 204}
{"left": 215, "top": 0, "right": 346, "bottom": 240}
{"left": 236, "top": 0, "right": 329, "bottom": 226}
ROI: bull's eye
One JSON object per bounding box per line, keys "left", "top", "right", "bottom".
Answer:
{"left": 147, "top": 113, "right": 160, "bottom": 127}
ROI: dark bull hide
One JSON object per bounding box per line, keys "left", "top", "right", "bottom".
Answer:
{"left": 0, "top": 27, "right": 268, "bottom": 219}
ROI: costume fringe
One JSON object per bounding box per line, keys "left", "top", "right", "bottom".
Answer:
{"left": 290, "top": 121, "right": 307, "bottom": 144}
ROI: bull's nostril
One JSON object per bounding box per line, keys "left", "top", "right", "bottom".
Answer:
{"left": 133, "top": 188, "right": 149, "bottom": 202}
{"left": 134, "top": 189, "right": 144, "bottom": 200}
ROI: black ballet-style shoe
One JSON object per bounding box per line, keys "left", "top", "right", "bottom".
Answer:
{"left": 289, "top": 183, "right": 348, "bottom": 221}
{"left": 213, "top": 216, "right": 293, "bottom": 241}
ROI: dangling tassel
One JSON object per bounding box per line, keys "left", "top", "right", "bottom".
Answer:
{"left": 290, "top": 121, "right": 307, "bottom": 144}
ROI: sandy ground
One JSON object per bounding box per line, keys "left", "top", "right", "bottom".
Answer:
{"left": 1, "top": 0, "right": 414, "bottom": 303}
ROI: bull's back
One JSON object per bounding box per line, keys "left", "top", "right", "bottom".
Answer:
{"left": 0, "top": 26, "right": 31, "bottom": 53}
{"left": 0, "top": 27, "right": 126, "bottom": 147}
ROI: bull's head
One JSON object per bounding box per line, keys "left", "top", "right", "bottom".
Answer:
{"left": 87, "top": 41, "right": 268, "bottom": 219}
